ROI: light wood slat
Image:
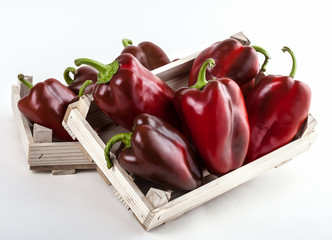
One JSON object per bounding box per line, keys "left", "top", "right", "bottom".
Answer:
{"left": 29, "top": 141, "right": 94, "bottom": 166}
{"left": 29, "top": 159, "right": 93, "bottom": 166}
{"left": 52, "top": 169, "right": 76, "bottom": 175}
{"left": 65, "top": 108, "right": 153, "bottom": 223}
{"left": 152, "top": 51, "right": 200, "bottom": 81}
{"left": 11, "top": 85, "right": 33, "bottom": 156}
{"left": 33, "top": 124, "right": 52, "bottom": 143}
{"left": 165, "top": 74, "right": 189, "bottom": 91}
{"left": 29, "top": 164, "right": 96, "bottom": 171}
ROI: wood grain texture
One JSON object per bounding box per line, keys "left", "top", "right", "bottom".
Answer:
{"left": 11, "top": 85, "right": 33, "bottom": 156}
{"left": 33, "top": 124, "right": 52, "bottom": 143}
{"left": 65, "top": 108, "right": 153, "bottom": 223}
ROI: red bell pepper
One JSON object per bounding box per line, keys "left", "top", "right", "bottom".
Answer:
{"left": 74, "top": 53, "right": 181, "bottom": 131}
{"left": 17, "top": 74, "right": 76, "bottom": 141}
{"left": 104, "top": 113, "right": 203, "bottom": 191}
{"left": 244, "top": 47, "right": 311, "bottom": 163}
{"left": 63, "top": 66, "right": 98, "bottom": 95}
{"left": 174, "top": 58, "right": 250, "bottom": 176}
{"left": 121, "top": 38, "right": 171, "bottom": 70}
{"left": 188, "top": 38, "right": 269, "bottom": 90}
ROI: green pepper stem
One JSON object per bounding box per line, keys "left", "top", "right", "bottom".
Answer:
{"left": 63, "top": 67, "right": 77, "bottom": 85}
{"left": 104, "top": 132, "right": 132, "bottom": 169}
{"left": 122, "top": 38, "right": 133, "bottom": 48}
{"left": 75, "top": 58, "right": 107, "bottom": 73}
{"left": 282, "top": 46, "right": 297, "bottom": 78}
{"left": 78, "top": 80, "right": 93, "bottom": 98}
{"left": 251, "top": 46, "right": 270, "bottom": 72}
{"left": 74, "top": 58, "right": 120, "bottom": 85}
{"left": 191, "top": 58, "right": 215, "bottom": 90}
{"left": 18, "top": 74, "right": 33, "bottom": 89}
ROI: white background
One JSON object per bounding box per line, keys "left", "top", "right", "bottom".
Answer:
{"left": 1, "top": 0, "right": 331, "bottom": 239}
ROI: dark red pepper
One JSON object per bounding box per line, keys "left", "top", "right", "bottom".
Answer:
{"left": 121, "top": 38, "right": 171, "bottom": 70}
{"left": 174, "top": 58, "right": 250, "bottom": 176}
{"left": 74, "top": 53, "right": 181, "bottom": 131}
{"left": 244, "top": 47, "right": 311, "bottom": 163}
{"left": 17, "top": 74, "right": 76, "bottom": 141}
{"left": 104, "top": 114, "right": 203, "bottom": 191}
{"left": 188, "top": 38, "right": 269, "bottom": 89}
{"left": 63, "top": 66, "right": 98, "bottom": 95}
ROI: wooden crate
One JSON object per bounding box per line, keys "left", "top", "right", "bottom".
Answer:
{"left": 62, "top": 42, "right": 317, "bottom": 230}
{"left": 11, "top": 77, "right": 97, "bottom": 175}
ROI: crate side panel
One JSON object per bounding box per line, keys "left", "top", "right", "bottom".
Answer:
{"left": 65, "top": 108, "right": 153, "bottom": 223}
{"left": 152, "top": 51, "right": 199, "bottom": 81}
{"left": 11, "top": 85, "right": 33, "bottom": 156}
{"left": 29, "top": 142, "right": 94, "bottom": 167}
{"left": 30, "top": 164, "right": 96, "bottom": 171}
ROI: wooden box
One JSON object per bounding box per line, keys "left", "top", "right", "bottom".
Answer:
{"left": 11, "top": 77, "right": 96, "bottom": 175}
{"left": 62, "top": 35, "right": 317, "bottom": 230}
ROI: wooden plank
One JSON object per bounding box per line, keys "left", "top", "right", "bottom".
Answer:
{"left": 29, "top": 142, "right": 94, "bottom": 166}
{"left": 30, "top": 164, "right": 96, "bottom": 171}
{"left": 33, "top": 124, "right": 52, "bottom": 143}
{"left": 152, "top": 51, "right": 199, "bottom": 81}
{"left": 146, "top": 188, "right": 172, "bottom": 208}
{"left": 62, "top": 94, "right": 92, "bottom": 140}
{"left": 114, "top": 189, "right": 130, "bottom": 210}
{"left": 65, "top": 108, "right": 154, "bottom": 223}
{"left": 230, "top": 31, "right": 251, "bottom": 45}
{"left": 165, "top": 74, "right": 189, "bottom": 91}
{"left": 11, "top": 85, "right": 33, "bottom": 156}
{"left": 52, "top": 169, "right": 76, "bottom": 175}
{"left": 97, "top": 167, "right": 111, "bottom": 186}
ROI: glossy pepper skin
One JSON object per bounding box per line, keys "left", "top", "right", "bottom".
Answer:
{"left": 189, "top": 38, "right": 266, "bottom": 89}
{"left": 74, "top": 53, "right": 181, "bottom": 131}
{"left": 104, "top": 114, "right": 203, "bottom": 191}
{"left": 17, "top": 74, "right": 76, "bottom": 141}
{"left": 63, "top": 66, "right": 98, "bottom": 95}
{"left": 244, "top": 47, "right": 311, "bottom": 163}
{"left": 174, "top": 59, "right": 250, "bottom": 176}
{"left": 121, "top": 38, "right": 171, "bottom": 70}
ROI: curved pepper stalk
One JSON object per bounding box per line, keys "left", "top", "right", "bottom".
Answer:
{"left": 18, "top": 74, "right": 34, "bottom": 89}
{"left": 104, "top": 132, "right": 132, "bottom": 168}
{"left": 63, "top": 67, "right": 78, "bottom": 85}
{"left": 75, "top": 58, "right": 120, "bottom": 85}
{"left": 282, "top": 46, "right": 297, "bottom": 78}
{"left": 251, "top": 45, "right": 270, "bottom": 72}
{"left": 122, "top": 38, "right": 133, "bottom": 47}
{"left": 78, "top": 80, "right": 93, "bottom": 98}
{"left": 63, "top": 65, "right": 98, "bottom": 95}
{"left": 190, "top": 58, "right": 216, "bottom": 90}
